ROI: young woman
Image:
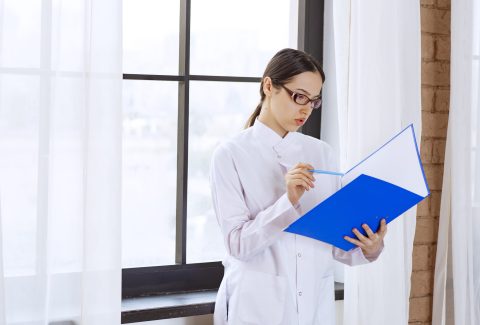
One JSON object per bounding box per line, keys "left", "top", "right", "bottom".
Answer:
{"left": 209, "top": 48, "right": 387, "bottom": 325}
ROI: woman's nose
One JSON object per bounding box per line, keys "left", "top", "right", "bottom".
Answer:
{"left": 299, "top": 105, "right": 312, "bottom": 115}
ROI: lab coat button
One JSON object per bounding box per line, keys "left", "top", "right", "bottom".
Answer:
{"left": 298, "top": 291, "right": 302, "bottom": 296}
{"left": 297, "top": 253, "right": 302, "bottom": 258}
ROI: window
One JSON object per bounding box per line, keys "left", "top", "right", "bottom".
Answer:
{"left": 121, "top": 0, "right": 325, "bottom": 321}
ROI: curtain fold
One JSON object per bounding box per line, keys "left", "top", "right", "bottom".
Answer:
{"left": 0, "top": 1, "right": 122, "bottom": 324}
{"left": 322, "top": 0, "right": 421, "bottom": 324}
{"left": 432, "top": 0, "right": 480, "bottom": 323}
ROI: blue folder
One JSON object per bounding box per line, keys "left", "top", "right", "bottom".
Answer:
{"left": 285, "top": 124, "right": 430, "bottom": 251}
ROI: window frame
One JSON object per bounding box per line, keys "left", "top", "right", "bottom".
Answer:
{"left": 122, "top": 0, "right": 326, "bottom": 321}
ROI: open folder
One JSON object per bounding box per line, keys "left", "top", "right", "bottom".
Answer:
{"left": 285, "top": 124, "right": 430, "bottom": 251}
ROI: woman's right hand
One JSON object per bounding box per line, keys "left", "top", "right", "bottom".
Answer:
{"left": 285, "top": 162, "right": 316, "bottom": 206}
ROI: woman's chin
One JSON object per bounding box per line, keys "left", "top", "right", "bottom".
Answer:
{"left": 279, "top": 121, "right": 300, "bottom": 133}
{"left": 286, "top": 125, "right": 301, "bottom": 132}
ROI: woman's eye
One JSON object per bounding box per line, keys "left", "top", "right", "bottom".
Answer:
{"left": 296, "top": 94, "right": 308, "bottom": 102}
{"left": 312, "top": 98, "right": 322, "bottom": 108}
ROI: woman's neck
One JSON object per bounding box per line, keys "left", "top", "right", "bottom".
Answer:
{"left": 258, "top": 109, "right": 288, "bottom": 138}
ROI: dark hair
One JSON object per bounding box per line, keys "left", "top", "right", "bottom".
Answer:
{"left": 245, "top": 48, "right": 325, "bottom": 128}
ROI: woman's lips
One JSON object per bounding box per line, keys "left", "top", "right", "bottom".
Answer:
{"left": 295, "top": 119, "right": 305, "bottom": 126}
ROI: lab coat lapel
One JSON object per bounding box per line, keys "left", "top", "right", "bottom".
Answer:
{"left": 251, "top": 119, "right": 303, "bottom": 172}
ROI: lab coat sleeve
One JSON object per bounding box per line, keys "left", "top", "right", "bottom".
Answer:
{"left": 210, "top": 145, "right": 301, "bottom": 261}
{"left": 332, "top": 242, "right": 384, "bottom": 266}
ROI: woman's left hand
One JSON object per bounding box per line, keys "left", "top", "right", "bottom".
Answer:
{"left": 343, "top": 219, "right": 387, "bottom": 257}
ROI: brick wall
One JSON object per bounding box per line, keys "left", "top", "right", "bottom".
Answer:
{"left": 409, "top": 0, "right": 450, "bottom": 324}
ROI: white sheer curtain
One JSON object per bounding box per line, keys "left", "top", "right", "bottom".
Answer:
{"left": 432, "top": 0, "right": 480, "bottom": 323}
{"left": 0, "top": 1, "right": 122, "bottom": 324}
{"left": 322, "top": 0, "right": 421, "bottom": 324}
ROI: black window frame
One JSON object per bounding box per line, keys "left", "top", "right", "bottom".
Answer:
{"left": 122, "top": 0, "right": 326, "bottom": 322}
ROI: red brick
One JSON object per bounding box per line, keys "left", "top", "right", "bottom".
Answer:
{"left": 424, "top": 165, "right": 445, "bottom": 190}
{"left": 422, "top": 87, "right": 435, "bottom": 112}
{"left": 435, "top": 88, "right": 450, "bottom": 112}
{"left": 421, "top": 8, "right": 451, "bottom": 35}
{"left": 432, "top": 139, "right": 446, "bottom": 163}
{"left": 422, "top": 61, "right": 450, "bottom": 86}
{"left": 414, "top": 216, "right": 439, "bottom": 244}
{"left": 421, "top": 138, "right": 433, "bottom": 163}
{"left": 429, "top": 244, "right": 438, "bottom": 269}
{"left": 412, "top": 245, "right": 430, "bottom": 271}
{"left": 430, "top": 190, "right": 442, "bottom": 216}
{"left": 417, "top": 195, "right": 431, "bottom": 217}
{"left": 436, "top": 35, "right": 450, "bottom": 60}
{"left": 422, "top": 112, "right": 449, "bottom": 138}
{"left": 411, "top": 270, "right": 433, "bottom": 297}
{"left": 422, "top": 33, "right": 435, "bottom": 60}
{"left": 437, "top": 0, "right": 451, "bottom": 10}
{"left": 409, "top": 296, "right": 432, "bottom": 321}
{"left": 420, "top": 0, "right": 435, "bottom": 6}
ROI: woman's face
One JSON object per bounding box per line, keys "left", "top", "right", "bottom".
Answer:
{"left": 259, "top": 71, "right": 323, "bottom": 137}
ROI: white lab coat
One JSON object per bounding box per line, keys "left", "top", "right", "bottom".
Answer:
{"left": 210, "top": 119, "right": 382, "bottom": 325}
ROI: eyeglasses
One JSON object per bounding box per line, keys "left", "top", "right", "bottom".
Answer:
{"left": 280, "top": 84, "right": 322, "bottom": 110}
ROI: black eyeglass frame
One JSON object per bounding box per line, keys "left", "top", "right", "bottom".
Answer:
{"left": 279, "top": 84, "right": 322, "bottom": 110}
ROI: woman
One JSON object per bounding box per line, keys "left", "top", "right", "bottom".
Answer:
{"left": 209, "top": 48, "right": 387, "bottom": 325}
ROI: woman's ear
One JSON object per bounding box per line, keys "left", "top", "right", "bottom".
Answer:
{"left": 262, "top": 77, "right": 273, "bottom": 97}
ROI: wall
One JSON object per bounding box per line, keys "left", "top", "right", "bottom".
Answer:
{"left": 409, "top": 0, "right": 451, "bottom": 324}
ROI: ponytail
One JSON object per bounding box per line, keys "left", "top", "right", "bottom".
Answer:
{"left": 245, "top": 103, "right": 262, "bottom": 129}
{"left": 245, "top": 77, "right": 267, "bottom": 129}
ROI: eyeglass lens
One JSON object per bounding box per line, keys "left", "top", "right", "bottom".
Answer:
{"left": 293, "top": 93, "right": 321, "bottom": 109}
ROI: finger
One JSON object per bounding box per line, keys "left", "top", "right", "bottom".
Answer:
{"left": 304, "top": 163, "right": 315, "bottom": 170}
{"left": 352, "top": 228, "right": 369, "bottom": 242}
{"left": 288, "top": 167, "right": 313, "bottom": 178}
{"left": 291, "top": 178, "right": 310, "bottom": 191}
{"left": 298, "top": 168, "right": 316, "bottom": 181}
{"left": 292, "top": 162, "right": 315, "bottom": 171}
{"left": 290, "top": 174, "right": 315, "bottom": 187}
{"left": 362, "top": 223, "right": 376, "bottom": 238}
{"left": 378, "top": 219, "right": 388, "bottom": 237}
{"left": 343, "top": 235, "right": 366, "bottom": 249}
{"left": 287, "top": 167, "right": 304, "bottom": 176}
{"left": 288, "top": 168, "right": 316, "bottom": 181}
{"left": 287, "top": 165, "right": 313, "bottom": 175}
{"left": 292, "top": 162, "right": 307, "bottom": 169}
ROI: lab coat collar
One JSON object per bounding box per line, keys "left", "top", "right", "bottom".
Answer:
{"left": 252, "top": 118, "right": 300, "bottom": 157}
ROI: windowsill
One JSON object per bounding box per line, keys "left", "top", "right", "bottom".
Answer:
{"left": 121, "top": 283, "right": 344, "bottom": 324}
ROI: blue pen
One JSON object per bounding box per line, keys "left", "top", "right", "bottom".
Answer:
{"left": 308, "top": 169, "right": 344, "bottom": 176}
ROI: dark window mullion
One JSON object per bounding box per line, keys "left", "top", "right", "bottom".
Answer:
{"left": 189, "top": 75, "right": 261, "bottom": 83}
{"left": 298, "top": 0, "right": 324, "bottom": 140}
{"left": 123, "top": 74, "right": 184, "bottom": 81}
{"left": 175, "top": 0, "right": 191, "bottom": 265}
{"left": 123, "top": 74, "right": 260, "bottom": 83}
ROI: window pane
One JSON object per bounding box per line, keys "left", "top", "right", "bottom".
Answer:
{"left": 0, "top": 75, "right": 40, "bottom": 276}
{"left": 0, "top": 0, "right": 41, "bottom": 68}
{"left": 122, "top": 80, "right": 178, "bottom": 267}
{"left": 190, "top": 0, "right": 298, "bottom": 77}
{"left": 187, "top": 81, "right": 259, "bottom": 263}
{"left": 123, "top": 0, "right": 180, "bottom": 75}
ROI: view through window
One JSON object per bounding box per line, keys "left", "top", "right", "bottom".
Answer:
{"left": 122, "top": 0, "right": 299, "bottom": 267}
